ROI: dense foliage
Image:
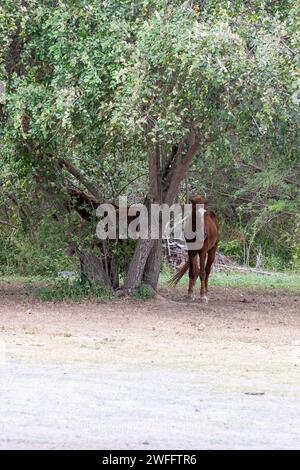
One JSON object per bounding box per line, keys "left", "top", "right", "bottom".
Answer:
{"left": 0, "top": 0, "right": 299, "bottom": 280}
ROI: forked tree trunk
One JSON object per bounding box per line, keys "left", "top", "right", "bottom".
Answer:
{"left": 123, "top": 130, "right": 199, "bottom": 295}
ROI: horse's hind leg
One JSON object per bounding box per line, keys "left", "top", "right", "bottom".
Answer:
{"left": 205, "top": 244, "right": 218, "bottom": 298}
{"left": 188, "top": 252, "right": 197, "bottom": 300}
{"left": 199, "top": 251, "right": 208, "bottom": 302}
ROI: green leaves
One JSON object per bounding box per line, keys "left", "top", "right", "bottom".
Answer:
{"left": 0, "top": 0, "right": 299, "bottom": 273}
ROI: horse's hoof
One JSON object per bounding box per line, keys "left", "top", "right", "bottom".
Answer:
{"left": 187, "top": 295, "right": 196, "bottom": 302}
{"left": 200, "top": 295, "right": 208, "bottom": 304}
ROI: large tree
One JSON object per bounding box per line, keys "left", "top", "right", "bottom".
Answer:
{"left": 0, "top": 0, "right": 299, "bottom": 286}
{"left": 111, "top": 1, "right": 300, "bottom": 290}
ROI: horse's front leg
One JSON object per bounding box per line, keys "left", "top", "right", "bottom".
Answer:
{"left": 188, "top": 253, "right": 197, "bottom": 301}
{"left": 205, "top": 244, "right": 217, "bottom": 298}
{"left": 199, "top": 251, "right": 208, "bottom": 303}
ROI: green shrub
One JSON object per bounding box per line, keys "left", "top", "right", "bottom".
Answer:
{"left": 132, "top": 283, "right": 153, "bottom": 300}
{"left": 37, "top": 277, "right": 115, "bottom": 302}
{"left": 263, "top": 255, "right": 286, "bottom": 272}
{"left": 218, "top": 240, "right": 243, "bottom": 262}
{"left": 0, "top": 217, "right": 77, "bottom": 277}
{"left": 291, "top": 250, "right": 300, "bottom": 272}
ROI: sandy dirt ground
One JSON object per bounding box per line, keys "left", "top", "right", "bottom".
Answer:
{"left": 0, "top": 282, "right": 299, "bottom": 450}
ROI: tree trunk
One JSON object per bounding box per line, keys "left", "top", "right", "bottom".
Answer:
{"left": 79, "top": 249, "right": 111, "bottom": 286}
{"left": 123, "top": 238, "right": 155, "bottom": 293}
{"left": 143, "top": 239, "right": 162, "bottom": 290}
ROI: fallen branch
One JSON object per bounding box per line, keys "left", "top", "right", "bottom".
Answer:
{"left": 215, "top": 263, "right": 287, "bottom": 276}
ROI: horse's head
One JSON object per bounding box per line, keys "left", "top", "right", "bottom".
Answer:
{"left": 189, "top": 195, "right": 208, "bottom": 209}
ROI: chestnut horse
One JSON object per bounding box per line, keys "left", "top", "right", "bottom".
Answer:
{"left": 169, "top": 196, "right": 219, "bottom": 302}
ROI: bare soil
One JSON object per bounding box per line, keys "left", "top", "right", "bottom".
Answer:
{"left": 0, "top": 282, "right": 299, "bottom": 449}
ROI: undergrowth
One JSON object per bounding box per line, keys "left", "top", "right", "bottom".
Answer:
{"left": 36, "top": 276, "right": 115, "bottom": 302}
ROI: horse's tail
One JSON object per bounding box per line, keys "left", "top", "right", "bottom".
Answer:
{"left": 168, "top": 260, "right": 189, "bottom": 287}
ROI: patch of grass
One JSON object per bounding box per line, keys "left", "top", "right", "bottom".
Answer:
{"left": 160, "top": 269, "right": 300, "bottom": 293}
{"left": 132, "top": 283, "right": 153, "bottom": 300}
{"left": 36, "top": 277, "right": 115, "bottom": 302}
{"left": 0, "top": 274, "right": 52, "bottom": 285}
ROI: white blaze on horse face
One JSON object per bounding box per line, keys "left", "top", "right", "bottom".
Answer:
{"left": 184, "top": 204, "right": 206, "bottom": 250}
{"left": 197, "top": 207, "right": 206, "bottom": 216}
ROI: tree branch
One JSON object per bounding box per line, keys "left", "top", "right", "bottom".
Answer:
{"left": 164, "top": 130, "right": 199, "bottom": 205}
{"left": 0, "top": 219, "right": 17, "bottom": 229}
{"left": 240, "top": 161, "right": 300, "bottom": 189}
{"left": 58, "top": 158, "right": 101, "bottom": 201}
